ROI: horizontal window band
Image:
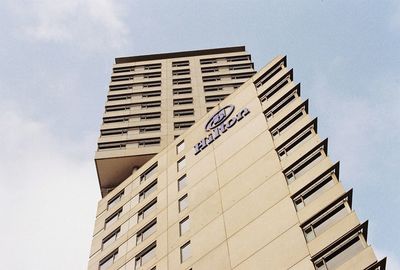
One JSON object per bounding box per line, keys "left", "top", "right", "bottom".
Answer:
{"left": 282, "top": 138, "right": 328, "bottom": 175}
{"left": 311, "top": 220, "right": 369, "bottom": 261}
{"left": 301, "top": 189, "right": 354, "bottom": 229}
{"left": 269, "top": 100, "right": 309, "bottom": 134}
{"left": 258, "top": 69, "right": 293, "bottom": 101}
{"left": 276, "top": 118, "right": 318, "bottom": 153}
{"left": 263, "top": 83, "right": 301, "bottom": 116}
{"left": 365, "top": 257, "right": 387, "bottom": 270}
{"left": 253, "top": 56, "right": 287, "bottom": 87}
{"left": 291, "top": 161, "right": 340, "bottom": 200}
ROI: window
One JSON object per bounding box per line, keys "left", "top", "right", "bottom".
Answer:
{"left": 107, "top": 94, "right": 131, "bottom": 101}
{"left": 141, "top": 101, "right": 161, "bottom": 109}
{"left": 105, "top": 105, "right": 130, "bottom": 112}
{"left": 303, "top": 202, "right": 349, "bottom": 242}
{"left": 173, "top": 69, "right": 190, "bottom": 76}
{"left": 173, "top": 78, "right": 191, "bottom": 85}
{"left": 139, "top": 180, "right": 157, "bottom": 202}
{"left": 177, "top": 157, "right": 186, "bottom": 171}
{"left": 111, "top": 75, "right": 133, "bottom": 82}
{"left": 174, "top": 121, "right": 195, "bottom": 130}
{"left": 226, "top": 55, "right": 250, "bottom": 62}
{"left": 177, "top": 174, "right": 187, "bottom": 191}
{"left": 365, "top": 259, "right": 387, "bottom": 270}
{"left": 173, "top": 87, "right": 192, "bottom": 95}
{"left": 135, "top": 242, "right": 157, "bottom": 268}
{"left": 179, "top": 194, "right": 188, "bottom": 212}
{"left": 200, "top": 58, "right": 217, "bottom": 65}
{"left": 102, "top": 227, "right": 121, "bottom": 249}
{"left": 109, "top": 84, "right": 133, "bottom": 91}
{"left": 140, "top": 91, "right": 161, "bottom": 98}
{"left": 276, "top": 120, "right": 315, "bottom": 159}
{"left": 176, "top": 141, "right": 185, "bottom": 154}
{"left": 203, "top": 75, "right": 221, "bottom": 82}
{"left": 314, "top": 232, "right": 366, "bottom": 270}
{"left": 144, "top": 64, "right": 161, "bottom": 70}
{"left": 103, "top": 116, "right": 129, "bottom": 124}
{"left": 140, "top": 163, "right": 158, "bottom": 182}
{"left": 204, "top": 85, "right": 224, "bottom": 92}
{"left": 174, "top": 109, "right": 194, "bottom": 117}
{"left": 173, "top": 98, "right": 193, "bottom": 105}
{"left": 101, "top": 128, "right": 128, "bottom": 136}
{"left": 229, "top": 63, "right": 253, "bottom": 70}
{"left": 264, "top": 86, "right": 300, "bottom": 119}
{"left": 113, "top": 66, "right": 134, "bottom": 73}
{"left": 138, "top": 199, "right": 157, "bottom": 222}
{"left": 138, "top": 138, "right": 160, "bottom": 147}
{"left": 270, "top": 101, "right": 308, "bottom": 137}
{"left": 143, "top": 82, "right": 161, "bottom": 88}
{"left": 283, "top": 140, "right": 327, "bottom": 184}
{"left": 140, "top": 112, "right": 161, "bottom": 120}
{"left": 258, "top": 70, "right": 293, "bottom": 102}
{"left": 172, "top": 60, "right": 189, "bottom": 67}
{"left": 205, "top": 95, "right": 228, "bottom": 103}
{"left": 292, "top": 165, "right": 338, "bottom": 211}
{"left": 105, "top": 208, "right": 123, "bottom": 229}
{"left": 180, "top": 241, "right": 191, "bottom": 262}
{"left": 99, "top": 249, "right": 118, "bottom": 270}
{"left": 254, "top": 57, "right": 286, "bottom": 88}
{"left": 107, "top": 190, "right": 124, "bottom": 209}
{"left": 98, "top": 141, "right": 126, "bottom": 151}
{"left": 143, "top": 72, "right": 161, "bottom": 79}
{"left": 136, "top": 219, "right": 157, "bottom": 244}
{"left": 138, "top": 124, "right": 161, "bottom": 133}
{"left": 231, "top": 73, "right": 254, "bottom": 79}
{"left": 201, "top": 67, "right": 219, "bottom": 73}
{"left": 179, "top": 216, "right": 190, "bottom": 235}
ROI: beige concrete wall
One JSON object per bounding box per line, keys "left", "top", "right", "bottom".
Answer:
{"left": 88, "top": 54, "right": 381, "bottom": 270}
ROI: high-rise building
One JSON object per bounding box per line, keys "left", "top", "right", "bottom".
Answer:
{"left": 89, "top": 47, "right": 386, "bottom": 270}
{"left": 95, "top": 46, "right": 255, "bottom": 196}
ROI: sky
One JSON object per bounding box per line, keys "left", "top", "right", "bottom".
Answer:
{"left": 0, "top": 0, "right": 399, "bottom": 269}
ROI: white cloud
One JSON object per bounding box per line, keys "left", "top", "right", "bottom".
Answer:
{"left": 0, "top": 99, "right": 100, "bottom": 270}
{"left": 6, "top": 0, "right": 129, "bottom": 50}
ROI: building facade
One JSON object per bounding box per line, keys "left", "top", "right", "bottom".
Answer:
{"left": 95, "top": 46, "right": 255, "bottom": 196}
{"left": 89, "top": 47, "right": 386, "bottom": 270}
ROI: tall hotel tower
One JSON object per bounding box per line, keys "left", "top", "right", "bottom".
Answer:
{"left": 89, "top": 46, "right": 386, "bottom": 270}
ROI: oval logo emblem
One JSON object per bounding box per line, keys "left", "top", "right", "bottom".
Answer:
{"left": 205, "top": 105, "right": 235, "bottom": 131}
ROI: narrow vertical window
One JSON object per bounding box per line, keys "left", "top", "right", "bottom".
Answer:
{"left": 140, "top": 162, "right": 158, "bottom": 182}
{"left": 99, "top": 249, "right": 118, "bottom": 270}
{"left": 176, "top": 140, "right": 185, "bottom": 154}
{"left": 179, "top": 216, "right": 190, "bottom": 236}
{"left": 105, "top": 208, "right": 123, "bottom": 229}
{"left": 139, "top": 180, "right": 157, "bottom": 202}
{"left": 107, "top": 190, "right": 124, "bottom": 209}
{"left": 136, "top": 219, "right": 157, "bottom": 244}
{"left": 177, "top": 174, "right": 187, "bottom": 191}
{"left": 135, "top": 242, "right": 157, "bottom": 268}
{"left": 137, "top": 199, "right": 157, "bottom": 222}
{"left": 102, "top": 227, "right": 121, "bottom": 249}
{"left": 179, "top": 194, "right": 188, "bottom": 212}
{"left": 180, "top": 241, "right": 191, "bottom": 262}
{"left": 177, "top": 156, "right": 186, "bottom": 171}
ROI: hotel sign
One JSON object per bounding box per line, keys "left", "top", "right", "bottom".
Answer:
{"left": 194, "top": 105, "right": 250, "bottom": 155}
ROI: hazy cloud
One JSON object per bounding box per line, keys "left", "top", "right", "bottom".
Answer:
{"left": 6, "top": 0, "right": 129, "bottom": 50}
{"left": 0, "top": 99, "right": 99, "bottom": 270}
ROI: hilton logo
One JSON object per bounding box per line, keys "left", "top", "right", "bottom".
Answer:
{"left": 194, "top": 105, "right": 250, "bottom": 155}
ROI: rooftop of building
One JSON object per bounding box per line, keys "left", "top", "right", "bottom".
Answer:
{"left": 115, "top": 46, "right": 246, "bottom": 64}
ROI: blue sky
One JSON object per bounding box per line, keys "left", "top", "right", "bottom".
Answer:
{"left": 0, "top": 1, "right": 399, "bottom": 269}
